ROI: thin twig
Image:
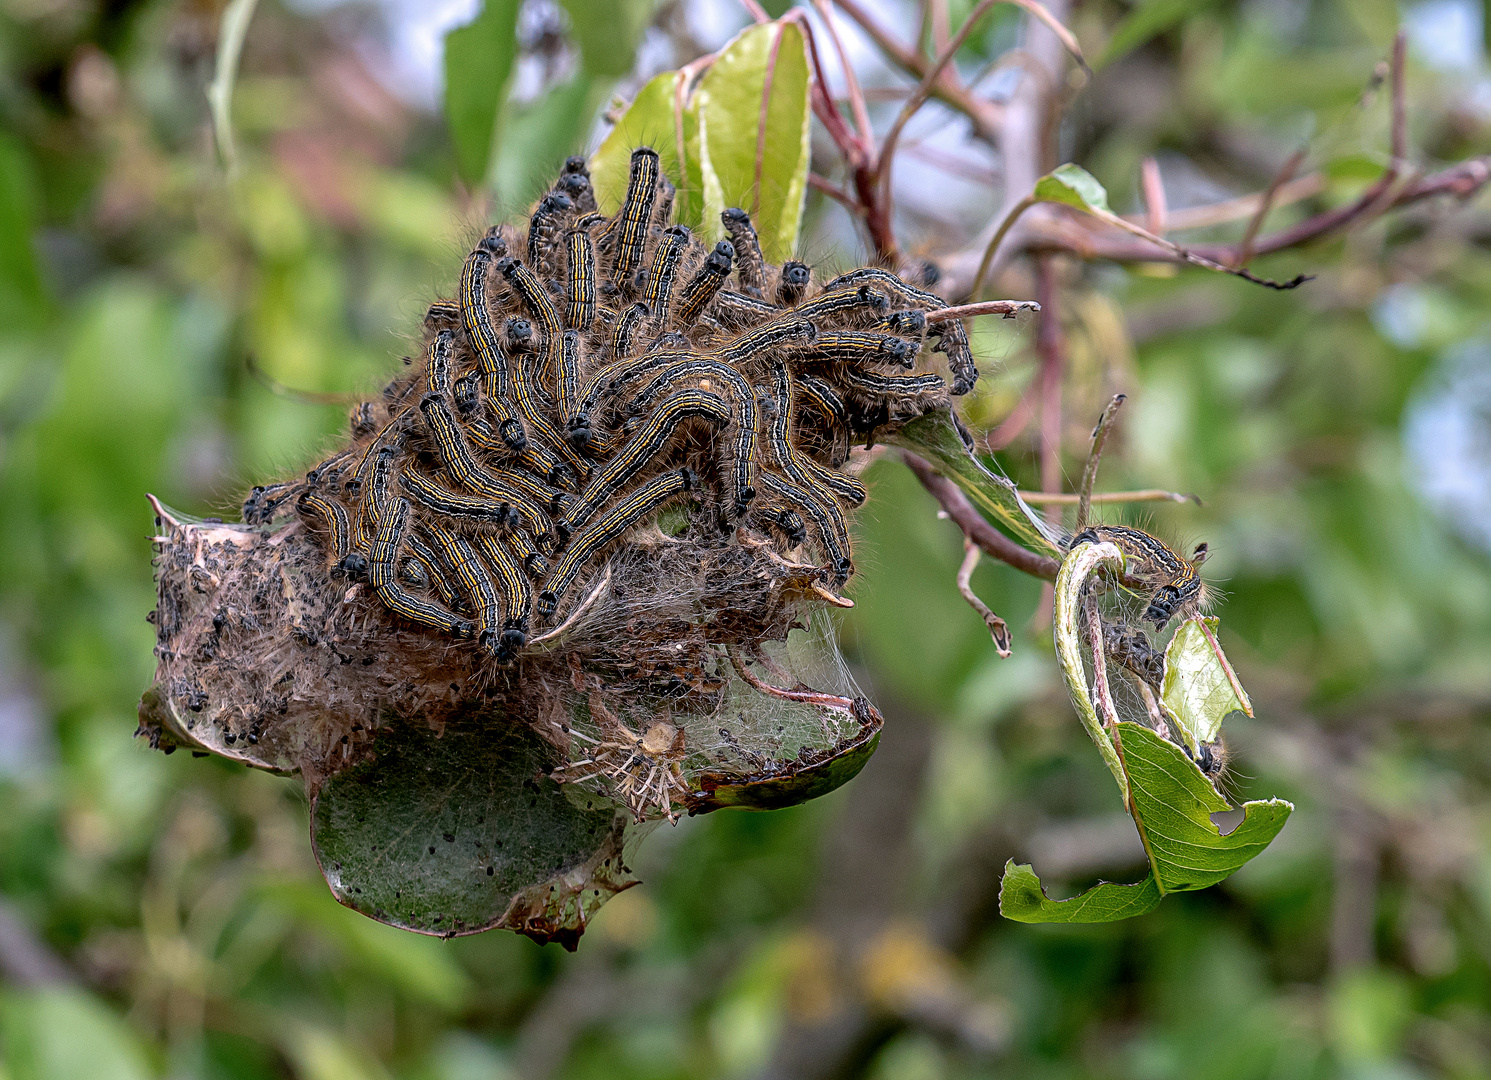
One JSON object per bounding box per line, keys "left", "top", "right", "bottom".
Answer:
{"left": 811, "top": 0, "right": 874, "bottom": 150}
{"left": 727, "top": 646, "right": 862, "bottom": 714}
{"left": 1140, "top": 156, "right": 1167, "bottom": 235}
{"left": 1034, "top": 257, "right": 1065, "bottom": 521}
{"left": 1084, "top": 596, "right": 1120, "bottom": 730}
{"left": 970, "top": 192, "right": 1037, "bottom": 299}
{"left": 880, "top": 0, "right": 1024, "bottom": 215}
{"left": 1234, "top": 148, "right": 1305, "bottom": 268}
{"left": 1148, "top": 174, "right": 1324, "bottom": 232}
{"left": 925, "top": 299, "right": 1041, "bottom": 322}
{"left": 957, "top": 539, "right": 1012, "bottom": 656}
{"left": 901, "top": 451, "right": 1061, "bottom": 580}
{"left": 1019, "top": 488, "right": 1200, "bottom": 506}
{"left": 808, "top": 172, "right": 865, "bottom": 214}
{"left": 1075, "top": 394, "right": 1125, "bottom": 533}
{"left": 831, "top": 0, "right": 1006, "bottom": 142}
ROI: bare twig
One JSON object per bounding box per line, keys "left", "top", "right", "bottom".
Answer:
{"left": 957, "top": 539, "right": 1013, "bottom": 656}
{"left": 1075, "top": 394, "right": 1125, "bottom": 533}
{"left": 1020, "top": 488, "right": 1199, "bottom": 506}
{"left": 925, "top": 299, "right": 1041, "bottom": 322}
{"left": 1034, "top": 257, "right": 1065, "bottom": 517}
{"left": 901, "top": 451, "right": 1061, "bottom": 580}
{"left": 1140, "top": 156, "right": 1167, "bottom": 235}
{"left": 832, "top": 0, "right": 1006, "bottom": 142}
{"left": 1234, "top": 149, "right": 1305, "bottom": 268}
{"left": 1152, "top": 174, "right": 1325, "bottom": 232}
{"left": 808, "top": 172, "right": 864, "bottom": 214}
{"left": 811, "top": 0, "right": 874, "bottom": 151}
{"left": 1084, "top": 596, "right": 1120, "bottom": 730}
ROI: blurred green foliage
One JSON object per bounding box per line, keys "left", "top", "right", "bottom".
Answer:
{"left": 0, "top": 0, "right": 1488, "bottom": 1078}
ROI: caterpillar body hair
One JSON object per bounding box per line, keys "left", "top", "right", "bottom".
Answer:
{"left": 283, "top": 148, "right": 993, "bottom": 670}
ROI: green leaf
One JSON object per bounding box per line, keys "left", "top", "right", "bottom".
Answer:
{"left": 443, "top": 0, "right": 523, "bottom": 186}
{"left": 1097, "top": 0, "right": 1218, "bottom": 70}
{"left": 3, "top": 988, "right": 153, "bottom": 1080}
{"left": 590, "top": 71, "right": 696, "bottom": 221}
{"left": 1117, "top": 722, "right": 1292, "bottom": 893}
{"left": 1033, "top": 163, "right": 1113, "bottom": 214}
{"left": 889, "top": 408, "right": 1064, "bottom": 556}
{"left": 1160, "top": 616, "right": 1253, "bottom": 753}
{"left": 999, "top": 861, "right": 1161, "bottom": 923}
{"left": 559, "top": 0, "right": 650, "bottom": 78}
{"left": 694, "top": 20, "right": 813, "bottom": 260}
{"left": 0, "top": 133, "right": 47, "bottom": 331}
{"left": 494, "top": 72, "right": 604, "bottom": 207}
{"left": 310, "top": 715, "right": 637, "bottom": 950}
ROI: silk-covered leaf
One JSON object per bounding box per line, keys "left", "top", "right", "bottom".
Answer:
{"left": 1161, "top": 616, "right": 1254, "bottom": 752}
{"left": 310, "top": 714, "right": 636, "bottom": 949}
{"left": 999, "top": 861, "right": 1161, "bottom": 923}
{"left": 890, "top": 408, "right": 1063, "bottom": 555}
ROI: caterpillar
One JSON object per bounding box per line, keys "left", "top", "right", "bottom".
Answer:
{"left": 277, "top": 147, "right": 982, "bottom": 664}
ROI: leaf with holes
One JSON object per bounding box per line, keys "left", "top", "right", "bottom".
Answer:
{"left": 1161, "top": 616, "right": 1254, "bottom": 753}
{"left": 999, "top": 861, "right": 1161, "bottom": 923}
{"left": 1117, "top": 722, "right": 1291, "bottom": 893}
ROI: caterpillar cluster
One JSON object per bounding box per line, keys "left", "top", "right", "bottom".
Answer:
{"left": 241, "top": 148, "right": 974, "bottom": 665}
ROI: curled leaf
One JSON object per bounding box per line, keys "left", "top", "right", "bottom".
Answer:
{"left": 999, "top": 861, "right": 1161, "bottom": 923}
{"left": 1116, "top": 722, "right": 1291, "bottom": 894}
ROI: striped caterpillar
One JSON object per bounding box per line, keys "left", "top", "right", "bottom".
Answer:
{"left": 256, "top": 148, "right": 977, "bottom": 667}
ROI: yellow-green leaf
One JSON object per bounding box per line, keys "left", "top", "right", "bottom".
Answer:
{"left": 694, "top": 20, "right": 812, "bottom": 260}
{"left": 591, "top": 71, "right": 695, "bottom": 219}
{"left": 1161, "top": 616, "right": 1254, "bottom": 753}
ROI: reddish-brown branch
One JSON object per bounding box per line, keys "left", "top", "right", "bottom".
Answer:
{"left": 900, "top": 451, "right": 1061, "bottom": 580}
{"left": 1034, "top": 257, "right": 1064, "bottom": 514}
{"left": 832, "top": 0, "right": 1005, "bottom": 142}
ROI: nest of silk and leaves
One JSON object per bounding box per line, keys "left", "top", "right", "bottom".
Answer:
{"left": 140, "top": 148, "right": 984, "bottom": 823}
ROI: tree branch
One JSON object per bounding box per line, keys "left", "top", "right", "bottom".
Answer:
{"left": 901, "top": 451, "right": 1061, "bottom": 580}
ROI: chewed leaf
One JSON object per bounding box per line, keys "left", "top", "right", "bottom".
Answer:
{"left": 694, "top": 20, "right": 812, "bottom": 260}
{"left": 311, "top": 715, "right": 636, "bottom": 949}
{"left": 1116, "top": 722, "right": 1292, "bottom": 894}
{"left": 999, "top": 861, "right": 1161, "bottom": 923}
{"left": 891, "top": 408, "right": 1063, "bottom": 555}
{"left": 1161, "top": 616, "right": 1254, "bottom": 752}
{"left": 1033, "top": 163, "right": 1112, "bottom": 214}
